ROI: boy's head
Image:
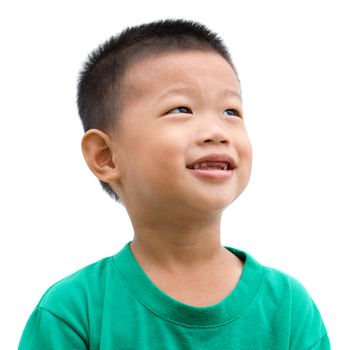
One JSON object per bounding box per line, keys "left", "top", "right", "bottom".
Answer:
{"left": 78, "top": 19, "right": 252, "bottom": 213}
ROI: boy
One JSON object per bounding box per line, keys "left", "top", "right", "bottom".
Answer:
{"left": 19, "top": 19, "right": 330, "bottom": 349}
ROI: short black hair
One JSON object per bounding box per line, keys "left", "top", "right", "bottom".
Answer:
{"left": 77, "top": 18, "right": 238, "bottom": 203}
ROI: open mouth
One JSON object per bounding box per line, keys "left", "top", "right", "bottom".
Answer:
{"left": 186, "top": 161, "right": 233, "bottom": 171}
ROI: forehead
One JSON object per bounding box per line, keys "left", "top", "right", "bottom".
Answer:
{"left": 120, "top": 50, "right": 240, "bottom": 103}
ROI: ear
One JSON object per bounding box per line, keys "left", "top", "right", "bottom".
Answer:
{"left": 81, "top": 129, "right": 121, "bottom": 183}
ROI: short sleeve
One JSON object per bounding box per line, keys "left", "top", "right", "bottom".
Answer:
{"left": 289, "top": 276, "right": 330, "bottom": 349}
{"left": 18, "top": 306, "right": 88, "bottom": 350}
{"left": 309, "top": 334, "right": 331, "bottom": 350}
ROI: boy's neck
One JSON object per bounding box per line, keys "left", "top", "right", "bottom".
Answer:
{"left": 129, "top": 212, "right": 228, "bottom": 273}
{"left": 128, "top": 211, "right": 244, "bottom": 307}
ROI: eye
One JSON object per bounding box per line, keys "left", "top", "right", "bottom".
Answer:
{"left": 168, "top": 106, "right": 193, "bottom": 114}
{"left": 224, "top": 109, "right": 241, "bottom": 118}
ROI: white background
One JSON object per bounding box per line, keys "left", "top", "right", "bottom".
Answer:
{"left": 1, "top": 0, "right": 349, "bottom": 348}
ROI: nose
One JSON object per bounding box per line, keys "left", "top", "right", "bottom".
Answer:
{"left": 196, "top": 117, "right": 231, "bottom": 146}
{"left": 203, "top": 135, "right": 229, "bottom": 144}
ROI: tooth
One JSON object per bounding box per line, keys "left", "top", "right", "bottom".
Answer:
{"left": 191, "top": 161, "right": 230, "bottom": 170}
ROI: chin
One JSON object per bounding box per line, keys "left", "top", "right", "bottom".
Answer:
{"left": 191, "top": 193, "right": 237, "bottom": 212}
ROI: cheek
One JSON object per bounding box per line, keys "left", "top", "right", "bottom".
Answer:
{"left": 235, "top": 126, "right": 253, "bottom": 160}
{"left": 129, "top": 133, "right": 184, "bottom": 178}
{"left": 148, "top": 126, "right": 187, "bottom": 162}
{"left": 238, "top": 135, "right": 253, "bottom": 186}
{"left": 242, "top": 137, "right": 253, "bottom": 164}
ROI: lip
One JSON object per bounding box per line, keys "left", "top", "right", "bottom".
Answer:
{"left": 186, "top": 153, "right": 236, "bottom": 181}
{"left": 188, "top": 168, "right": 234, "bottom": 180}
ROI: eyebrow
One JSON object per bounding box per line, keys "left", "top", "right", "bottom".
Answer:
{"left": 159, "top": 87, "right": 242, "bottom": 102}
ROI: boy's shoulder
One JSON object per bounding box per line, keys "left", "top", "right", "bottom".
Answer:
{"left": 227, "top": 246, "right": 325, "bottom": 324}
{"left": 37, "top": 253, "right": 117, "bottom": 312}
{"left": 227, "top": 246, "right": 305, "bottom": 292}
{"left": 259, "top": 258, "right": 319, "bottom": 311}
{"left": 229, "top": 246, "right": 311, "bottom": 288}
{"left": 228, "top": 246, "right": 329, "bottom": 348}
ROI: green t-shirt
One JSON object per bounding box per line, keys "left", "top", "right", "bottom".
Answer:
{"left": 19, "top": 241, "right": 330, "bottom": 349}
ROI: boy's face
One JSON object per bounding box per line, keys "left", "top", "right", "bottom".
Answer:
{"left": 110, "top": 50, "right": 252, "bottom": 215}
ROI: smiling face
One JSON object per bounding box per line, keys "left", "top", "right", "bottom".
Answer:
{"left": 109, "top": 50, "right": 253, "bottom": 219}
